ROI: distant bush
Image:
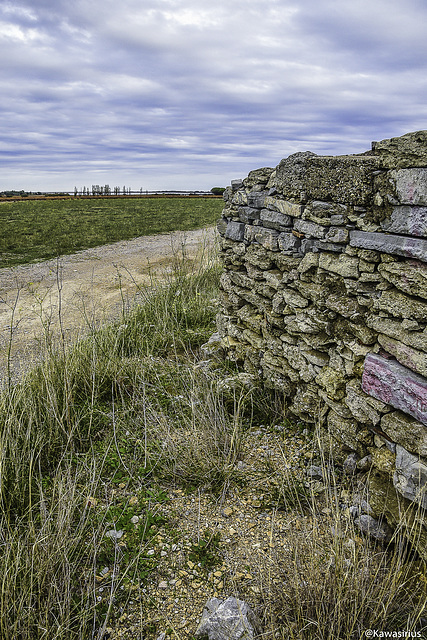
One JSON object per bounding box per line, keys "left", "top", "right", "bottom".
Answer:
{"left": 210, "top": 187, "right": 225, "bottom": 196}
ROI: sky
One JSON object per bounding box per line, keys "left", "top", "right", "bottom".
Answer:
{"left": 1, "top": 0, "right": 427, "bottom": 192}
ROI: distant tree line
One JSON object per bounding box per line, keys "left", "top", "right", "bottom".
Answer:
{"left": 1, "top": 186, "right": 225, "bottom": 199}
{"left": 0, "top": 190, "right": 42, "bottom": 197}
{"left": 74, "top": 185, "right": 135, "bottom": 196}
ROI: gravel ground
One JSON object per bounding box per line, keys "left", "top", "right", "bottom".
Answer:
{"left": 0, "top": 226, "right": 216, "bottom": 385}
{"left": 98, "top": 424, "right": 329, "bottom": 640}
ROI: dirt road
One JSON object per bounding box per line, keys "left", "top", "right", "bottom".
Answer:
{"left": 0, "top": 227, "right": 216, "bottom": 385}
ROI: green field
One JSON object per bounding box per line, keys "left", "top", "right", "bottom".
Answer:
{"left": 0, "top": 196, "right": 223, "bottom": 268}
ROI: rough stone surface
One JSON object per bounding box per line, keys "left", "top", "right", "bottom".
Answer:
{"left": 275, "top": 153, "right": 380, "bottom": 204}
{"left": 394, "top": 445, "right": 427, "bottom": 509}
{"left": 374, "top": 289, "right": 427, "bottom": 320}
{"left": 318, "top": 252, "right": 360, "bottom": 278}
{"left": 381, "top": 206, "right": 427, "bottom": 238}
{"left": 381, "top": 411, "right": 427, "bottom": 458}
{"left": 389, "top": 168, "right": 427, "bottom": 206}
{"left": 378, "top": 260, "right": 427, "bottom": 300}
{"left": 195, "top": 597, "right": 259, "bottom": 640}
{"left": 216, "top": 131, "right": 427, "bottom": 556}
{"left": 354, "top": 514, "right": 393, "bottom": 542}
{"left": 377, "top": 333, "right": 427, "bottom": 377}
{"left": 372, "top": 130, "right": 427, "bottom": 168}
{"left": 366, "top": 315, "right": 427, "bottom": 353}
{"left": 362, "top": 353, "right": 427, "bottom": 426}
{"left": 225, "top": 221, "right": 246, "bottom": 242}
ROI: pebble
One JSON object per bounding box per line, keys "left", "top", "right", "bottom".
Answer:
{"left": 105, "top": 529, "right": 123, "bottom": 540}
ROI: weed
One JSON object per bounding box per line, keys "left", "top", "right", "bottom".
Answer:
{"left": 189, "top": 530, "right": 222, "bottom": 569}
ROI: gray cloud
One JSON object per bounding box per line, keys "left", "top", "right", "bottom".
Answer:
{"left": 1, "top": 0, "right": 427, "bottom": 191}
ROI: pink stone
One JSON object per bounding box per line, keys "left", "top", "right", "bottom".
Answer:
{"left": 362, "top": 353, "right": 427, "bottom": 427}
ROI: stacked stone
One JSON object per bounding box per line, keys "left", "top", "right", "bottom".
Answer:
{"left": 215, "top": 131, "right": 427, "bottom": 554}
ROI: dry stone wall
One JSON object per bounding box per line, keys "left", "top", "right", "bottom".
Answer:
{"left": 215, "top": 131, "right": 427, "bottom": 551}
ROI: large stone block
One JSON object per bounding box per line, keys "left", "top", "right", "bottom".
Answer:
{"left": 389, "top": 168, "right": 427, "bottom": 205}
{"left": 238, "top": 206, "right": 260, "bottom": 223}
{"left": 275, "top": 152, "right": 380, "bottom": 204}
{"left": 318, "top": 252, "right": 360, "bottom": 278}
{"left": 278, "top": 232, "right": 300, "bottom": 251}
{"left": 264, "top": 196, "right": 302, "bottom": 217}
{"left": 378, "top": 259, "right": 427, "bottom": 300}
{"left": 260, "top": 208, "right": 291, "bottom": 229}
{"left": 381, "top": 410, "right": 427, "bottom": 457}
{"left": 362, "top": 353, "right": 427, "bottom": 426}
{"left": 393, "top": 445, "right": 427, "bottom": 509}
{"left": 350, "top": 230, "right": 427, "bottom": 262}
{"left": 325, "top": 226, "right": 349, "bottom": 243}
{"left": 294, "top": 219, "right": 328, "bottom": 238}
{"left": 366, "top": 315, "right": 427, "bottom": 353}
{"left": 247, "top": 190, "right": 267, "bottom": 209}
{"left": 225, "top": 221, "right": 245, "bottom": 242}
{"left": 377, "top": 333, "right": 427, "bottom": 377}
{"left": 374, "top": 289, "right": 427, "bottom": 320}
{"left": 372, "top": 130, "right": 427, "bottom": 169}
{"left": 381, "top": 206, "right": 427, "bottom": 238}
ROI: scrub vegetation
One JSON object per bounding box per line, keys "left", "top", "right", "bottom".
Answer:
{"left": 0, "top": 196, "right": 223, "bottom": 268}
{"left": 0, "top": 225, "right": 425, "bottom": 638}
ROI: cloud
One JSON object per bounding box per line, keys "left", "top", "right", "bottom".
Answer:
{"left": 1, "top": 0, "right": 427, "bottom": 190}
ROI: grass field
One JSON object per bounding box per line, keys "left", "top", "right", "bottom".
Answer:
{"left": 0, "top": 196, "right": 223, "bottom": 268}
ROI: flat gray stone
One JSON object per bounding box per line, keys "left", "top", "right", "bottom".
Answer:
{"left": 260, "top": 208, "right": 292, "bottom": 229}
{"left": 390, "top": 168, "right": 427, "bottom": 205}
{"left": 278, "top": 232, "right": 300, "bottom": 251}
{"left": 381, "top": 206, "right": 427, "bottom": 238}
{"left": 350, "top": 230, "right": 427, "bottom": 263}
{"left": 362, "top": 353, "right": 427, "bottom": 426}
{"left": 225, "top": 221, "right": 246, "bottom": 242}
{"left": 247, "top": 191, "right": 266, "bottom": 209}
{"left": 294, "top": 218, "right": 328, "bottom": 239}
{"left": 238, "top": 206, "right": 260, "bottom": 223}
{"left": 394, "top": 444, "right": 427, "bottom": 508}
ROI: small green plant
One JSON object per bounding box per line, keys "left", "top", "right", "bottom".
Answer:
{"left": 189, "top": 529, "right": 222, "bottom": 569}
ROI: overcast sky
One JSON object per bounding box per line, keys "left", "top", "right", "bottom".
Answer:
{"left": 1, "top": 0, "right": 427, "bottom": 192}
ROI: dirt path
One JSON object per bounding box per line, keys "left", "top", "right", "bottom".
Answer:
{"left": 0, "top": 226, "right": 216, "bottom": 385}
